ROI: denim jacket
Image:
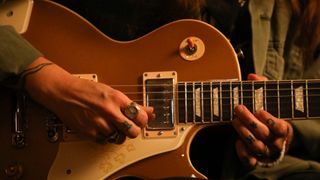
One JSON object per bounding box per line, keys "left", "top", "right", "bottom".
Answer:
{"left": 250, "top": 0, "right": 320, "bottom": 80}
{"left": 246, "top": 0, "right": 320, "bottom": 179}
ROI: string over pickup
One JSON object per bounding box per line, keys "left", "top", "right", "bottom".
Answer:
{"left": 143, "top": 71, "right": 178, "bottom": 138}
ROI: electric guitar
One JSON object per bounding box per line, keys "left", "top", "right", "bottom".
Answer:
{"left": 1, "top": 1, "right": 319, "bottom": 179}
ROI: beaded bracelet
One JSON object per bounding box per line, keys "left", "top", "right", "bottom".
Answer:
{"left": 256, "top": 139, "right": 287, "bottom": 168}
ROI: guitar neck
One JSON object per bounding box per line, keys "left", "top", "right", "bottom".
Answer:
{"left": 177, "top": 79, "right": 320, "bottom": 124}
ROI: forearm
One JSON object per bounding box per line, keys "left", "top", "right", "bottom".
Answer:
{"left": 23, "top": 57, "right": 77, "bottom": 111}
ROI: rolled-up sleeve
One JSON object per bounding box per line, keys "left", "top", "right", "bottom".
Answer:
{"left": 0, "top": 25, "right": 42, "bottom": 81}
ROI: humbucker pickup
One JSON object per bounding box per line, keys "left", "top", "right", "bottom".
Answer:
{"left": 143, "top": 71, "right": 179, "bottom": 138}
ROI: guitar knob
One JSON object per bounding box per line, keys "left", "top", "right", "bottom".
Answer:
{"left": 179, "top": 36, "right": 205, "bottom": 61}
{"left": 47, "top": 128, "right": 59, "bottom": 143}
{"left": 4, "top": 162, "right": 24, "bottom": 179}
{"left": 186, "top": 38, "right": 197, "bottom": 55}
{"left": 12, "top": 133, "right": 25, "bottom": 148}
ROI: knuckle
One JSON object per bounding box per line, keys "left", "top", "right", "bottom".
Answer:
{"left": 107, "top": 89, "right": 125, "bottom": 104}
{"left": 110, "top": 89, "right": 122, "bottom": 100}
{"left": 98, "top": 86, "right": 111, "bottom": 100}
{"left": 138, "top": 112, "right": 149, "bottom": 127}
{"left": 275, "top": 121, "right": 288, "bottom": 136}
{"left": 253, "top": 140, "right": 266, "bottom": 154}
{"left": 256, "top": 126, "right": 270, "bottom": 141}
{"left": 273, "top": 139, "right": 284, "bottom": 151}
{"left": 259, "top": 131, "right": 269, "bottom": 141}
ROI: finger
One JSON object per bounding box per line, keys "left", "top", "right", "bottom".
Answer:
{"left": 247, "top": 73, "right": 268, "bottom": 81}
{"left": 235, "top": 139, "right": 257, "bottom": 169}
{"left": 232, "top": 117, "right": 266, "bottom": 155}
{"left": 255, "top": 110, "right": 288, "bottom": 138}
{"left": 74, "top": 114, "right": 117, "bottom": 143}
{"left": 122, "top": 102, "right": 153, "bottom": 128}
{"left": 143, "top": 106, "right": 155, "bottom": 120}
{"left": 103, "top": 92, "right": 145, "bottom": 138}
{"left": 113, "top": 115, "right": 141, "bottom": 139}
{"left": 100, "top": 102, "right": 142, "bottom": 138}
{"left": 234, "top": 105, "right": 270, "bottom": 140}
{"left": 264, "top": 122, "right": 292, "bottom": 154}
{"left": 80, "top": 110, "right": 116, "bottom": 137}
{"left": 61, "top": 110, "right": 99, "bottom": 140}
{"left": 94, "top": 116, "right": 116, "bottom": 136}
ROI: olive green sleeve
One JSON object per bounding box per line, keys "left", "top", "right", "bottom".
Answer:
{"left": 0, "top": 25, "right": 42, "bottom": 81}
{"left": 290, "top": 120, "right": 320, "bottom": 160}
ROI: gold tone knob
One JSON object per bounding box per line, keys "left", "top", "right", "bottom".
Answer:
{"left": 179, "top": 36, "right": 205, "bottom": 61}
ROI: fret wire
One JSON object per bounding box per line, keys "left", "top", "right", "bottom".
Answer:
{"left": 113, "top": 80, "right": 317, "bottom": 87}
{"left": 141, "top": 86, "right": 320, "bottom": 95}
{"left": 201, "top": 82, "right": 204, "bottom": 123}
{"left": 144, "top": 80, "right": 320, "bottom": 121}
{"left": 241, "top": 81, "right": 243, "bottom": 105}
{"left": 193, "top": 82, "right": 196, "bottom": 123}
{"left": 210, "top": 81, "right": 213, "bottom": 122}
{"left": 144, "top": 100, "right": 310, "bottom": 107}
{"left": 277, "top": 80, "right": 280, "bottom": 118}
{"left": 306, "top": 80, "right": 309, "bottom": 118}
{"left": 184, "top": 82, "right": 187, "bottom": 123}
{"left": 143, "top": 94, "right": 318, "bottom": 102}
{"left": 170, "top": 88, "right": 320, "bottom": 95}
{"left": 291, "top": 80, "right": 294, "bottom": 119}
{"left": 252, "top": 81, "right": 255, "bottom": 113}
{"left": 230, "top": 81, "right": 233, "bottom": 120}
{"left": 220, "top": 81, "right": 223, "bottom": 121}
{"left": 264, "top": 80, "right": 267, "bottom": 112}
{"left": 129, "top": 87, "right": 320, "bottom": 95}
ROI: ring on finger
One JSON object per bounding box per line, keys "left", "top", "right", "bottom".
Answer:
{"left": 245, "top": 134, "right": 256, "bottom": 145}
{"left": 124, "top": 102, "right": 140, "bottom": 120}
{"left": 107, "top": 131, "right": 126, "bottom": 144}
{"left": 120, "top": 120, "right": 133, "bottom": 132}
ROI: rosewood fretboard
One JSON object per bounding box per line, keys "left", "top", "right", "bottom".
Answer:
{"left": 177, "top": 79, "right": 320, "bottom": 124}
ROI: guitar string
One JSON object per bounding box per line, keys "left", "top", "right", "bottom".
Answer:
{"left": 128, "top": 96, "right": 320, "bottom": 105}
{"left": 111, "top": 84, "right": 320, "bottom": 106}
{"left": 110, "top": 85, "right": 320, "bottom": 93}
{"left": 120, "top": 90, "right": 320, "bottom": 95}
{"left": 117, "top": 89, "right": 320, "bottom": 98}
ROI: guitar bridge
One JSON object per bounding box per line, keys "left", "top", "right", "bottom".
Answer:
{"left": 143, "top": 71, "right": 178, "bottom": 138}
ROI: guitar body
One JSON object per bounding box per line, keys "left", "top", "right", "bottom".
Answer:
{"left": 1, "top": 0, "right": 240, "bottom": 179}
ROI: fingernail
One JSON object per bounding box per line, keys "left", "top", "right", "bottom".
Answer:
{"left": 151, "top": 113, "right": 156, "bottom": 120}
{"left": 234, "top": 104, "right": 244, "bottom": 114}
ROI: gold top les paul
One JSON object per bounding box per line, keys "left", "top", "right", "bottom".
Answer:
{"left": 1, "top": 1, "right": 320, "bottom": 180}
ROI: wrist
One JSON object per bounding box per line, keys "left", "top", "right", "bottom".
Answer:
{"left": 23, "top": 57, "right": 72, "bottom": 108}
